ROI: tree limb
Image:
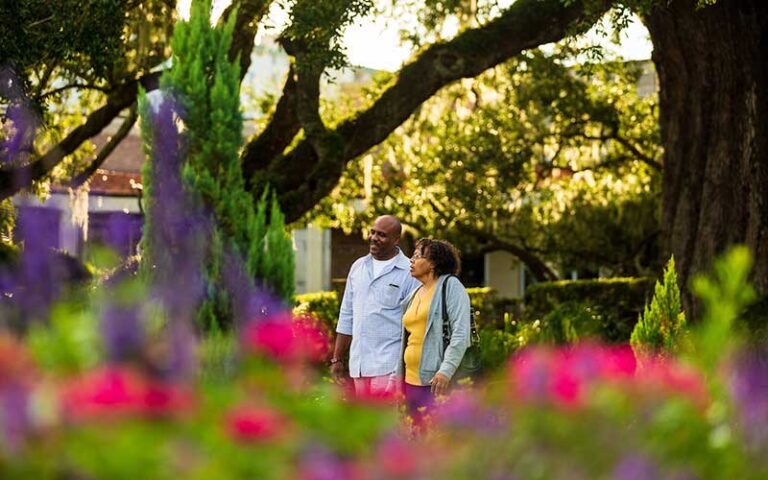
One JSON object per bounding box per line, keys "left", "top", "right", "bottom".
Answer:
{"left": 248, "top": 0, "right": 611, "bottom": 222}
{"left": 219, "top": 0, "right": 273, "bottom": 78}
{"left": 1, "top": 1, "right": 272, "bottom": 199}
{"left": 0, "top": 71, "right": 160, "bottom": 200}
{"left": 67, "top": 103, "right": 139, "bottom": 189}
{"left": 40, "top": 83, "right": 111, "bottom": 100}
{"left": 242, "top": 65, "right": 300, "bottom": 180}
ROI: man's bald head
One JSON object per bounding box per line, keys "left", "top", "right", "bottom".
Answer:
{"left": 368, "top": 215, "right": 402, "bottom": 260}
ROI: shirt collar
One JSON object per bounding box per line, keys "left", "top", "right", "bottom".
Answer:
{"left": 366, "top": 247, "right": 410, "bottom": 270}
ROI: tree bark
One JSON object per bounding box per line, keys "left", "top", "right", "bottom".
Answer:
{"left": 645, "top": 0, "right": 768, "bottom": 316}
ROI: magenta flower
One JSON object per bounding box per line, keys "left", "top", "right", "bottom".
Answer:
{"left": 224, "top": 404, "right": 285, "bottom": 444}
{"left": 242, "top": 313, "right": 329, "bottom": 363}
{"left": 61, "top": 367, "right": 194, "bottom": 420}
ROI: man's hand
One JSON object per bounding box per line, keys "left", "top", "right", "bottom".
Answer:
{"left": 429, "top": 373, "right": 450, "bottom": 396}
{"left": 330, "top": 360, "right": 347, "bottom": 383}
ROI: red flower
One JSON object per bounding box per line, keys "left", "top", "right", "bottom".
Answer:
{"left": 225, "top": 405, "right": 285, "bottom": 443}
{"left": 61, "top": 366, "right": 194, "bottom": 420}
{"left": 242, "top": 313, "right": 329, "bottom": 363}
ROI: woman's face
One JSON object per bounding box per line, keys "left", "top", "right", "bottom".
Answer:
{"left": 410, "top": 247, "right": 435, "bottom": 280}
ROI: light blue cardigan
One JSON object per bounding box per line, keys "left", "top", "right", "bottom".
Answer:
{"left": 396, "top": 274, "right": 471, "bottom": 385}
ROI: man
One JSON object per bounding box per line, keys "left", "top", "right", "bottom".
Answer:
{"left": 331, "top": 215, "right": 420, "bottom": 397}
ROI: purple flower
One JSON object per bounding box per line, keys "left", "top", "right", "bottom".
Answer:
{"left": 13, "top": 206, "right": 64, "bottom": 323}
{"left": 101, "top": 302, "right": 145, "bottom": 364}
{"left": 0, "top": 67, "right": 39, "bottom": 168}
{"left": 612, "top": 454, "right": 660, "bottom": 480}
{"left": 433, "top": 390, "right": 502, "bottom": 431}
{"left": 729, "top": 347, "right": 768, "bottom": 448}
{"left": 298, "top": 445, "right": 358, "bottom": 480}
{"left": 0, "top": 382, "right": 31, "bottom": 454}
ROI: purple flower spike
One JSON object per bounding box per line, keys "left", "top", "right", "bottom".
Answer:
{"left": 101, "top": 302, "right": 145, "bottom": 364}
{"left": 0, "top": 382, "right": 31, "bottom": 454}
{"left": 611, "top": 454, "right": 660, "bottom": 480}
{"left": 14, "top": 206, "right": 63, "bottom": 323}
{"left": 729, "top": 347, "right": 768, "bottom": 449}
{"left": 298, "top": 445, "right": 358, "bottom": 480}
{"left": 1, "top": 67, "right": 41, "bottom": 188}
{"left": 434, "top": 390, "right": 502, "bottom": 432}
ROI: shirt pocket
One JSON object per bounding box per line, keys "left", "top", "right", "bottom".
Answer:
{"left": 374, "top": 283, "right": 401, "bottom": 309}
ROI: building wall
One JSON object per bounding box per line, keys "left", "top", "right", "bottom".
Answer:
{"left": 483, "top": 250, "right": 525, "bottom": 298}
{"left": 292, "top": 225, "right": 331, "bottom": 294}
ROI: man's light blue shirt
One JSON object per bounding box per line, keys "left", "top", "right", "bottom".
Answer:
{"left": 336, "top": 249, "right": 420, "bottom": 378}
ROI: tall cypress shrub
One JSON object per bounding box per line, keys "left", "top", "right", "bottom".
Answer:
{"left": 630, "top": 256, "right": 687, "bottom": 357}
{"left": 140, "top": 0, "right": 294, "bottom": 329}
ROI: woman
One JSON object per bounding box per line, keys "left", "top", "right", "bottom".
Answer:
{"left": 397, "top": 238, "right": 471, "bottom": 425}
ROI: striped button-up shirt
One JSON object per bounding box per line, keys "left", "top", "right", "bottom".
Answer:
{"left": 336, "top": 249, "right": 420, "bottom": 377}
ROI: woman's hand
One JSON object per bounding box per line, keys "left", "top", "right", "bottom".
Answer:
{"left": 429, "top": 373, "right": 450, "bottom": 395}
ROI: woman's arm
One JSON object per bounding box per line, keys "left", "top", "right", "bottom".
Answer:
{"left": 436, "top": 277, "right": 471, "bottom": 381}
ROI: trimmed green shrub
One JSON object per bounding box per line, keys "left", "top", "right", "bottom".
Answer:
{"left": 467, "top": 287, "right": 522, "bottom": 330}
{"left": 524, "top": 277, "right": 655, "bottom": 343}
{"left": 293, "top": 291, "right": 340, "bottom": 335}
{"left": 630, "top": 257, "right": 687, "bottom": 356}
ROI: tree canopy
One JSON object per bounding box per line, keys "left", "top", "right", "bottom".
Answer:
{"left": 1, "top": 0, "right": 766, "bottom": 312}
{"left": 310, "top": 44, "right": 662, "bottom": 280}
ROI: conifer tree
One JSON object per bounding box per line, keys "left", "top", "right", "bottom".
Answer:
{"left": 630, "top": 256, "right": 687, "bottom": 357}
{"left": 140, "top": 0, "right": 294, "bottom": 329}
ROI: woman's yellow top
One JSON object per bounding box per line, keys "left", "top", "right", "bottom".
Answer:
{"left": 403, "top": 285, "right": 435, "bottom": 386}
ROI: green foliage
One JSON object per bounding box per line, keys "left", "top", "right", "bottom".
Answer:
{"left": 691, "top": 246, "right": 756, "bottom": 373}
{"left": 263, "top": 193, "right": 295, "bottom": 302}
{"left": 140, "top": 0, "right": 295, "bottom": 328}
{"left": 310, "top": 45, "right": 661, "bottom": 278}
{"left": 26, "top": 301, "right": 101, "bottom": 373}
{"left": 293, "top": 291, "right": 340, "bottom": 334}
{"left": 198, "top": 330, "right": 237, "bottom": 384}
{"left": 0, "top": 0, "right": 128, "bottom": 98}
{"left": 630, "top": 256, "right": 687, "bottom": 356}
{"left": 525, "top": 277, "right": 654, "bottom": 343}
{"left": 281, "top": 0, "right": 373, "bottom": 72}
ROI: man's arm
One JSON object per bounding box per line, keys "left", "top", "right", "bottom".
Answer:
{"left": 330, "top": 333, "right": 352, "bottom": 381}
{"left": 332, "top": 265, "right": 356, "bottom": 381}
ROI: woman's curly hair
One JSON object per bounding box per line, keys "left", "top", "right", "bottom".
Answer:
{"left": 415, "top": 238, "right": 461, "bottom": 277}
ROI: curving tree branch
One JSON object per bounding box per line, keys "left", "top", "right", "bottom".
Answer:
{"left": 67, "top": 103, "right": 139, "bottom": 189}
{"left": 0, "top": 0, "right": 273, "bottom": 200}
{"left": 246, "top": 0, "right": 611, "bottom": 222}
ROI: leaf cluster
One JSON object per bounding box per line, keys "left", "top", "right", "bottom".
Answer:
{"left": 311, "top": 44, "right": 661, "bottom": 277}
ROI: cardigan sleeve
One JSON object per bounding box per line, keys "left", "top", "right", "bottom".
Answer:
{"left": 437, "top": 276, "right": 471, "bottom": 380}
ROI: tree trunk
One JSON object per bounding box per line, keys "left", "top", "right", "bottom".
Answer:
{"left": 645, "top": 0, "right": 768, "bottom": 318}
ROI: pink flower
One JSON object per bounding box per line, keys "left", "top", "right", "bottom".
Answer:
{"left": 61, "top": 366, "right": 194, "bottom": 420}
{"left": 242, "top": 313, "right": 329, "bottom": 363}
{"left": 225, "top": 405, "right": 285, "bottom": 443}
{"left": 509, "top": 343, "right": 705, "bottom": 410}
{"left": 376, "top": 436, "right": 418, "bottom": 477}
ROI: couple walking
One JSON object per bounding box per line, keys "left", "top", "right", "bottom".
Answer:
{"left": 331, "top": 215, "right": 471, "bottom": 418}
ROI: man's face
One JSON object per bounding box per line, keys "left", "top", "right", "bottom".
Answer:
{"left": 368, "top": 218, "right": 400, "bottom": 260}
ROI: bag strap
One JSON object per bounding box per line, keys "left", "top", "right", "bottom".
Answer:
{"left": 441, "top": 275, "right": 454, "bottom": 348}
{"left": 441, "top": 275, "right": 480, "bottom": 349}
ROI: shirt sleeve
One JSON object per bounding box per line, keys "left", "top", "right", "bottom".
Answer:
{"left": 336, "top": 264, "right": 356, "bottom": 335}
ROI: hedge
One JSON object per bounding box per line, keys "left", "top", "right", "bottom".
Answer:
{"left": 293, "top": 291, "right": 340, "bottom": 335}
{"left": 523, "top": 277, "right": 655, "bottom": 343}
{"left": 295, "top": 288, "right": 521, "bottom": 336}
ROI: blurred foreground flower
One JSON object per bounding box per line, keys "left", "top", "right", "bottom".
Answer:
{"left": 0, "top": 335, "right": 35, "bottom": 452}
{"left": 225, "top": 404, "right": 286, "bottom": 444}
{"left": 61, "top": 366, "right": 194, "bottom": 421}
{"left": 510, "top": 343, "right": 706, "bottom": 409}
{"left": 242, "top": 313, "right": 329, "bottom": 364}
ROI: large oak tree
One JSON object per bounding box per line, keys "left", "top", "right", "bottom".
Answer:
{"left": 2, "top": 0, "right": 766, "bottom": 314}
